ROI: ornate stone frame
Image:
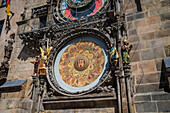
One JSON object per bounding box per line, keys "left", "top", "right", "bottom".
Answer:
{"left": 47, "top": 29, "right": 112, "bottom": 96}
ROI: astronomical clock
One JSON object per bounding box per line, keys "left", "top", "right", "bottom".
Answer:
{"left": 17, "top": 0, "right": 131, "bottom": 111}
{"left": 55, "top": 0, "right": 110, "bottom": 21}
{"left": 46, "top": 0, "right": 116, "bottom": 97}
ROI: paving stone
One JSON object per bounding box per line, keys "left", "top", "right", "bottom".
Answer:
{"left": 135, "top": 13, "right": 145, "bottom": 20}
{"left": 135, "top": 83, "right": 164, "bottom": 93}
{"left": 140, "top": 60, "right": 157, "bottom": 74}
{"left": 153, "top": 47, "right": 165, "bottom": 59}
{"left": 130, "top": 51, "right": 141, "bottom": 62}
{"left": 141, "top": 0, "right": 153, "bottom": 5}
{"left": 136, "top": 73, "right": 161, "bottom": 84}
{"left": 128, "top": 29, "right": 137, "bottom": 36}
{"left": 140, "top": 32, "right": 155, "bottom": 41}
{"left": 141, "top": 49, "right": 154, "bottom": 61}
{"left": 134, "top": 19, "right": 147, "bottom": 27}
{"left": 134, "top": 94, "right": 151, "bottom": 102}
{"left": 146, "top": 15, "right": 160, "bottom": 25}
{"left": 160, "top": 12, "right": 170, "bottom": 21}
{"left": 155, "top": 29, "right": 170, "bottom": 38}
{"left": 152, "top": 92, "right": 170, "bottom": 100}
{"left": 164, "top": 45, "right": 170, "bottom": 57}
{"left": 137, "top": 24, "right": 158, "bottom": 35}
{"left": 135, "top": 102, "right": 157, "bottom": 112}
{"left": 157, "top": 101, "right": 170, "bottom": 112}
{"left": 150, "top": 8, "right": 170, "bottom": 16}
{"left": 131, "top": 42, "right": 145, "bottom": 51}
{"left": 130, "top": 63, "right": 138, "bottom": 75}
{"left": 146, "top": 39, "right": 165, "bottom": 48}
{"left": 128, "top": 36, "right": 139, "bottom": 43}
{"left": 127, "top": 12, "right": 145, "bottom": 22}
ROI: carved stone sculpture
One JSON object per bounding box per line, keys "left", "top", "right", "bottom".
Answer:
{"left": 121, "top": 40, "right": 133, "bottom": 65}
{"left": 39, "top": 47, "right": 52, "bottom": 75}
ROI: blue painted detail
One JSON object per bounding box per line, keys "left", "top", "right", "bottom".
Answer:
{"left": 164, "top": 58, "right": 170, "bottom": 68}
{"left": 0, "top": 79, "right": 27, "bottom": 88}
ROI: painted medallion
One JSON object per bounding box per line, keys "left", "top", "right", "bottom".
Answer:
{"left": 59, "top": 41, "right": 105, "bottom": 87}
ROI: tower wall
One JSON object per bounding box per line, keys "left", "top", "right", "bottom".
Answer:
{"left": 125, "top": 0, "right": 170, "bottom": 112}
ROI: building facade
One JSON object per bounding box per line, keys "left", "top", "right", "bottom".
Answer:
{"left": 0, "top": 0, "right": 169, "bottom": 113}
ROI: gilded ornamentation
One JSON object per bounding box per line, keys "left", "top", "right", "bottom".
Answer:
{"left": 59, "top": 41, "right": 105, "bottom": 87}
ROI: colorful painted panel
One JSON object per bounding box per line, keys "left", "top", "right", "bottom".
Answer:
{"left": 54, "top": 37, "right": 109, "bottom": 93}
{"left": 56, "top": 0, "right": 109, "bottom": 21}
{"left": 59, "top": 41, "right": 105, "bottom": 87}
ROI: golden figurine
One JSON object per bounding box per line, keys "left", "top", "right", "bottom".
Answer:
{"left": 39, "top": 47, "right": 52, "bottom": 75}
{"left": 105, "top": 42, "right": 119, "bottom": 66}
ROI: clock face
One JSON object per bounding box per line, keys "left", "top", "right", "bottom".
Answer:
{"left": 54, "top": 36, "right": 109, "bottom": 93}
{"left": 56, "top": 0, "right": 109, "bottom": 21}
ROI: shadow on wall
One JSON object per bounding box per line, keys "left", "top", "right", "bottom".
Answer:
{"left": 159, "top": 58, "right": 170, "bottom": 92}
{"left": 17, "top": 45, "right": 40, "bottom": 61}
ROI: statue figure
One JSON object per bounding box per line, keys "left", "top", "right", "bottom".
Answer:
{"left": 31, "top": 56, "right": 39, "bottom": 76}
{"left": 105, "top": 42, "right": 119, "bottom": 67}
{"left": 121, "top": 40, "right": 133, "bottom": 65}
{"left": 4, "top": 40, "right": 13, "bottom": 60}
{"left": 39, "top": 47, "right": 52, "bottom": 75}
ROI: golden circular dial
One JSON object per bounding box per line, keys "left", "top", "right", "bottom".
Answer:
{"left": 59, "top": 41, "right": 105, "bottom": 87}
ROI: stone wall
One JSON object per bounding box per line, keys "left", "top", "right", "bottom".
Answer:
{"left": 0, "top": 0, "right": 170, "bottom": 112}
{"left": 0, "top": 0, "right": 41, "bottom": 113}
{"left": 125, "top": 0, "right": 170, "bottom": 112}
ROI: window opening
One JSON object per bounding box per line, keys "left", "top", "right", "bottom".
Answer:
{"left": 135, "top": 0, "right": 142, "bottom": 12}
{"left": 39, "top": 16, "right": 47, "bottom": 28}
{"left": 0, "top": 20, "right": 4, "bottom": 36}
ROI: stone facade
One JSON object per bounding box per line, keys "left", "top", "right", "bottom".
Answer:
{"left": 0, "top": 0, "right": 169, "bottom": 113}
{"left": 125, "top": 0, "right": 170, "bottom": 112}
